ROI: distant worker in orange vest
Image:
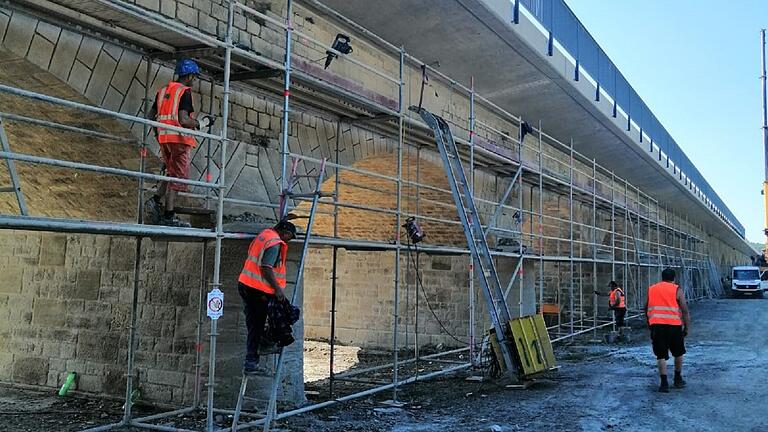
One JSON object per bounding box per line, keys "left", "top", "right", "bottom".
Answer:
{"left": 594, "top": 281, "right": 627, "bottom": 337}
{"left": 608, "top": 281, "right": 626, "bottom": 335}
{"left": 645, "top": 268, "right": 690, "bottom": 393}
{"left": 238, "top": 220, "right": 297, "bottom": 374}
{"left": 145, "top": 58, "right": 201, "bottom": 228}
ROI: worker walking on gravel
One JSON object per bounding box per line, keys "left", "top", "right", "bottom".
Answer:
{"left": 645, "top": 268, "right": 690, "bottom": 393}
{"left": 237, "top": 220, "right": 297, "bottom": 374}
{"left": 145, "top": 58, "right": 201, "bottom": 228}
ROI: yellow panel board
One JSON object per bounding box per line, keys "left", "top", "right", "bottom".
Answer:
{"left": 532, "top": 314, "right": 557, "bottom": 369}
{"left": 488, "top": 327, "right": 508, "bottom": 374}
{"left": 509, "top": 314, "right": 557, "bottom": 377}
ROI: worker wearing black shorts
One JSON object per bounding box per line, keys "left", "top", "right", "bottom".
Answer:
{"left": 651, "top": 324, "right": 686, "bottom": 361}
{"left": 646, "top": 269, "right": 690, "bottom": 393}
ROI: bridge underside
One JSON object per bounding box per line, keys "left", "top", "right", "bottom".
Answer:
{"left": 321, "top": 0, "right": 750, "bottom": 254}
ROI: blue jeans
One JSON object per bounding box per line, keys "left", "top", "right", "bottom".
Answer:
{"left": 238, "top": 283, "right": 272, "bottom": 362}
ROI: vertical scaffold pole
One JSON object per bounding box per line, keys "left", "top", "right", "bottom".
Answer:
{"left": 415, "top": 145, "right": 421, "bottom": 365}
{"left": 611, "top": 171, "right": 616, "bottom": 280}
{"left": 636, "top": 195, "right": 640, "bottom": 304}
{"left": 329, "top": 118, "right": 341, "bottom": 398}
{"left": 538, "top": 121, "right": 544, "bottom": 311}
{"left": 568, "top": 139, "right": 574, "bottom": 335}
{"left": 122, "top": 54, "right": 152, "bottom": 425}
{"left": 624, "top": 180, "right": 629, "bottom": 307}
{"left": 761, "top": 29, "right": 768, "bottom": 250}
{"left": 280, "top": 0, "right": 294, "bottom": 192}
{"left": 610, "top": 171, "right": 616, "bottom": 332}
{"left": 391, "top": 46, "right": 405, "bottom": 402}
{"left": 193, "top": 245, "right": 207, "bottom": 408}
{"left": 468, "top": 76, "right": 476, "bottom": 362}
{"left": 518, "top": 125, "right": 525, "bottom": 317}
{"left": 204, "top": 79, "right": 215, "bottom": 210}
{"left": 206, "top": 1, "right": 233, "bottom": 430}
{"left": 592, "top": 159, "right": 597, "bottom": 338}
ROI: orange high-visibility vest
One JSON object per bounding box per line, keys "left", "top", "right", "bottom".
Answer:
{"left": 610, "top": 287, "right": 626, "bottom": 309}
{"left": 156, "top": 81, "right": 196, "bottom": 147}
{"left": 647, "top": 281, "right": 683, "bottom": 326}
{"left": 238, "top": 228, "right": 287, "bottom": 294}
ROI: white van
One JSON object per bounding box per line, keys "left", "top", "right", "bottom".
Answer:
{"left": 731, "top": 266, "right": 763, "bottom": 297}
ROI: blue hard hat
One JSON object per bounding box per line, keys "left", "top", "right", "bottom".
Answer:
{"left": 175, "top": 59, "right": 199, "bottom": 77}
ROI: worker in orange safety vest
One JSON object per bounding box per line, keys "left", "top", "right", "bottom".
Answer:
{"left": 238, "top": 220, "right": 297, "bottom": 374}
{"left": 145, "top": 58, "right": 201, "bottom": 227}
{"left": 594, "top": 280, "right": 627, "bottom": 337}
{"left": 608, "top": 281, "right": 627, "bottom": 335}
{"left": 645, "top": 268, "right": 690, "bottom": 393}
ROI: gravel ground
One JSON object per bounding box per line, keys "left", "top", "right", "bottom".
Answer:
{"left": 1, "top": 298, "right": 765, "bottom": 431}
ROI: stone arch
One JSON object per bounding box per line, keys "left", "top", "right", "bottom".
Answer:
{"left": 305, "top": 152, "right": 466, "bottom": 246}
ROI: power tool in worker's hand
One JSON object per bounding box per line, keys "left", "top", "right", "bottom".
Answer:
{"left": 197, "top": 114, "right": 216, "bottom": 132}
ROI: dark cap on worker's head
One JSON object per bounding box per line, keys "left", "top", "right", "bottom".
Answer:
{"left": 274, "top": 220, "right": 297, "bottom": 239}
{"left": 661, "top": 268, "right": 676, "bottom": 282}
{"left": 608, "top": 281, "right": 618, "bottom": 288}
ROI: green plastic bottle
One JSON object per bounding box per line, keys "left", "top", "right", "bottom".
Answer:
{"left": 58, "top": 372, "right": 76, "bottom": 396}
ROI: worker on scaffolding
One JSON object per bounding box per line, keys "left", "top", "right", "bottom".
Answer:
{"left": 646, "top": 268, "right": 690, "bottom": 393}
{"left": 237, "top": 220, "right": 297, "bottom": 374}
{"left": 145, "top": 58, "right": 201, "bottom": 228}
{"left": 594, "top": 281, "right": 627, "bottom": 338}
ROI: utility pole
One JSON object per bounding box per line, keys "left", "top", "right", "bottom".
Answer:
{"left": 761, "top": 29, "right": 768, "bottom": 257}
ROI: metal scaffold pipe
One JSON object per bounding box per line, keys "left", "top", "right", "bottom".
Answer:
{"left": 205, "top": 1, "right": 234, "bottom": 430}
{"left": 761, "top": 29, "right": 768, "bottom": 248}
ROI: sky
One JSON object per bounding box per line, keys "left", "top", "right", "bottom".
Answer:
{"left": 564, "top": 0, "right": 768, "bottom": 244}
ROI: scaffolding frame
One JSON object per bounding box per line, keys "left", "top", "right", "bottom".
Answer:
{"left": 0, "top": 0, "right": 730, "bottom": 431}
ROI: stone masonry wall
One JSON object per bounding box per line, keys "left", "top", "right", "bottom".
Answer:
{"left": 0, "top": 230, "right": 304, "bottom": 407}
{"left": 0, "top": 231, "right": 201, "bottom": 404}
{"left": 303, "top": 248, "right": 478, "bottom": 349}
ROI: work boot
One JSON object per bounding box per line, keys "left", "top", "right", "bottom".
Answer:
{"left": 658, "top": 375, "right": 670, "bottom": 393}
{"left": 159, "top": 214, "right": 191, "bottom": 228}
{"left": 674, "top": 373, "right": 686, "bottom": 388}
{"left": 143, "top": 197, "right": 162, "bottom": 225}
{"left": 243, "top": 360, "right": 268, "bottom": 376}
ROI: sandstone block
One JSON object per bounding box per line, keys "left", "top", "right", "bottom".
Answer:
{"left": 146, "top": 0, "right": 167, "bottom": 17}
{"left": 32, "top": 298, "right": 66, "bottom": 326}
{"left": 76, "top": 37, "right": 102, "bottom": 68}
{"left": 0, "top": 267, "right": 23, "bottom": 293}
{"left": 136, "top": 0, "right": 160, "bottom": 11}
{"left": 26, "top": 34, "right": 54, "bottom": 70}
{"left": 12, "top": 356, "right": 48, "bottom": 385}
{"left": 109, "top": 237, "right": 136, "bottom": 271}
{"left": 39, "top": 234, "right": 66, "bottom": 266}
{"left": 4, "top": 12, "right": 36, "bottom": 58}
{"left": 74, "top": 270, "right": 101, "bottom": 300}
{"left": 85, "top": 51, "right": 118, "bottom": 103}
{"left": 76, "top": 331, "right": 119, "bottom": 362}
{"left": 177, "top": 3, "right": 198, "bottom": 27}
{"left": 48, "top": 30, "right": 83, "bottom": 81}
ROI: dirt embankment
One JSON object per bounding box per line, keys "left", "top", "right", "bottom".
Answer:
{"left": 0, "top": 55, "right": 159, "bottom": 221}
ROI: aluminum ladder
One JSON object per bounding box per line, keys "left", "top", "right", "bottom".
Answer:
{"left": 230, "top": 157, "right": 327, "bottom": 432}
{"left": 0, "top": 115, "right": 28, "bottom": 215}
{"left": 413, "top": 106, "right": 518, "bottom": 376}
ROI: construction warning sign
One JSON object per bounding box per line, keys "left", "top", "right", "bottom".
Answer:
{"left": 207, "top": 288, "right": 224, "bottom": 320}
